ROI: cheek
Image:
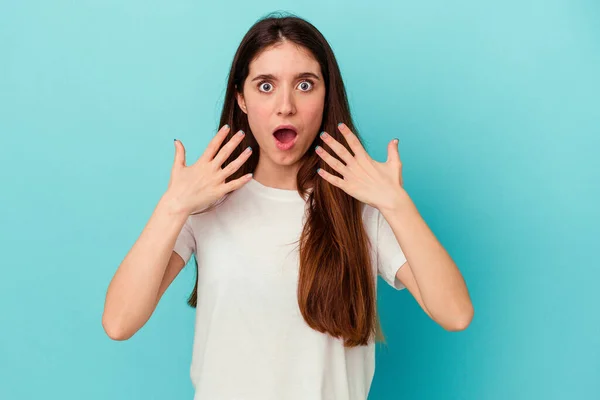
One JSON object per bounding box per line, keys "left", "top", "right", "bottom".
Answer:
{"left": 245, "top": 102, "right": 270, "bottom": 133}
{"left": 302, "top": 98, "right": 325, "bottom": 126}
{"left": 246, "top": 96, "right": 269, "bottom": 115}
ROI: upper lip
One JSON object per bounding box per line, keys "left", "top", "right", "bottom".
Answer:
{"left": 272, "top": 124, "right": 298, "bottom": 135}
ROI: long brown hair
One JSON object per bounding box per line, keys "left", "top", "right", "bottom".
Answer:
{"left": 188, "top": 12, "right": 387, "bottom": 347}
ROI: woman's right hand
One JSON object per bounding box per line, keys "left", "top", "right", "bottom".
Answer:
{"left": 164, "top": 124, "right": 253, "bottom": 215}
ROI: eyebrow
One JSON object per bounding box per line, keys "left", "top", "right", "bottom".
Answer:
{"left": 250, "top": 72, "right": 321, "bottom": 82}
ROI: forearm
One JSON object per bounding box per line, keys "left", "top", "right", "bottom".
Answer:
{"left": 379, "top": 190, "right": 473, "bottom": 329}
{"left": 102, "top": 194, "right": 188, "bottom": 339}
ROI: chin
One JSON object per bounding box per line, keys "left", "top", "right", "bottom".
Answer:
{"left": 270, "top": 152, "right": 303, "bottom": 166}
{"left": 268, "top": 145, "right": 308, "bottom": 166}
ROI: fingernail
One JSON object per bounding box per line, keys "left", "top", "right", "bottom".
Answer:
{"left": 224, "top": 124, "right": 230, "bottom": 129}
{"left": 394, "top": 138, "right": 399, "bottom": 144}
{"left": 337, "top": 122, "right": 343, "bottom": 127}
{"left": 320, "top": 131, "right": 328, "bottom": 139}
{"left": 238, "top": 130, "right": 245, "bottom": 136}
{"left": 245, "top": 146, "right": 252, "bottom": 153}
{"left": 174, "top": 138, "right": 177, "bottom": 142}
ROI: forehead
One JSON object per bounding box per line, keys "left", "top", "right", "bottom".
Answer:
{"left": 248, "top": 41, "right": 321, "bottom": 77}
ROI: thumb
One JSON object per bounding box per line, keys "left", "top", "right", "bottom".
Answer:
{"left": 386, "top": 138, "right": 400, "bottom": 164}
{"left": 173, "top": 139, "right": 186, "bottom": 168}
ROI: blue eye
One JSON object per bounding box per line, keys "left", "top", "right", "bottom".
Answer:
{"left": 258, "top": 82, "right": 273, "bottom": 92}
{"left": 257, "top": 79, "right": 314, "bottom": 93}
{"left": 298, "top": 80, "right": 313, "bottom": 91}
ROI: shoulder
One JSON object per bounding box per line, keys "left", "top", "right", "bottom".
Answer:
{"left": 361, "top": 202, "right": 380, "bottom": 226}
{"left": 360, "top": 202, "right": 382, "bottom": 240}
{"left": 361, "top": 202, "right": 377, "bottom": 216}
{"left": 187, "top": 201, "right": 222, "bottom": 232}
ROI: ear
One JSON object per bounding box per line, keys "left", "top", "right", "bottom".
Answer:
{"left": 236, "top": 90, "right": 248, "bottom": 115}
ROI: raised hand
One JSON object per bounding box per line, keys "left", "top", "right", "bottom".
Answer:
{"left": 315, "top": 123, "right": 406, "bottom": 212}
{"left": 165, "top": 124, "right": 253, "bottom": 215}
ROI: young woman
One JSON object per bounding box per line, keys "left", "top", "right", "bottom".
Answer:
{"left": 103, "top": 13, "right": 473, "bottom": 400}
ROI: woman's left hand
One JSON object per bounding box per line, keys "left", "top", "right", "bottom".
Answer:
{"left": 315, "top": 123, "right": 408, "bottom": 212}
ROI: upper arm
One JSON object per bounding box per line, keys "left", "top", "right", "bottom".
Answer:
{"left": 158, "top": 214, "right": 197, "bottom": 304}
{"left": 368, "top": 205, "right": 432, "bottom": 320}
{"left": 156, "top": 251, "right": 186, "bottom": 304}
{"left": 395, "top": 260, "right": 433, "bottom": 320}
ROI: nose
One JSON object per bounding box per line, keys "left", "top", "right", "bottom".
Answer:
{"left": 276, "top": 87, "right": 296, "bottom": 116}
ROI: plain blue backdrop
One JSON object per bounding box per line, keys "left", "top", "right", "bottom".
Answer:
{"left": 1, "top": 1, "right": 598, "bottom": 399}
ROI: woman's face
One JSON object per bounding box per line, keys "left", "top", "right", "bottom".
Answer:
{"left": 236, "top": 40, "right": 326, "bottom": 169}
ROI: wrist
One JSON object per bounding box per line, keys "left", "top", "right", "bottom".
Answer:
{"left": 377, "top": 187, "right": 415, "bottom": 216}
{"left": 158, "top": 192, "right": 190, "bottom": 219}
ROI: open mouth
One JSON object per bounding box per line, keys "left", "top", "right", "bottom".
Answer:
{"left": 273, "top": 127, "right": 298, "bottom": 151}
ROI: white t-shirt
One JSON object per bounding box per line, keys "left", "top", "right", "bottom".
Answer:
{"left": 173, "top": 178, "right": 407, "bottom": 400}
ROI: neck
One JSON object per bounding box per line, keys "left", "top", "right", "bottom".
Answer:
{"left": 252, "top": 154, "right": 301, "bottom": 190}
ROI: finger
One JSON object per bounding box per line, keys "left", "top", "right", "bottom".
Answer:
{"left": 212, "top": 129, "right": 246, "bottom": 168}
{"left": 386, "top": 138, "right": 401, "bottom": 165}
{"left": 217, "top": 145, "right": 253, "bottom": 180}
{"left": 221, "top": 172, "right": 254, "bottom": 195}
{"left": 319, "top": 131, "right": 355, "bottom": 166}
{"left": 199, "top": 124, "right": 231, "bottom": 163}
{"left": 173, "top": 139, "right": 186, "bottom": 169}
{"left": 315, "top": 145, "right": 347, "bottom": 176}
{"left": 317, "top": 167, "right": 346, "bottom": 190}
{"left": 336, "top": 123, "right": 369, "bottom": 159}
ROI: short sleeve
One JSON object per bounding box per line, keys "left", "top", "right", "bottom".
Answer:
{"left": 173, "top": 216, "right": 196, "bottom": 265}
{"left": 375, "top": 208, "right": 407, "bottom": 290}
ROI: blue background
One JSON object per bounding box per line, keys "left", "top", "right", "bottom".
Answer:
{"left": 1, "top": 1, "right": 598, "bottom": 399}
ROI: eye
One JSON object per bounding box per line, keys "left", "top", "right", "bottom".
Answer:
{"left": 258, "top": 81, "right": 273, "bottom": 92}
{"left": 257, "top": 79, "right": 315, "bottom": 93}
{"left": 298, "top": 80, "right": 314, "bottom": 91}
